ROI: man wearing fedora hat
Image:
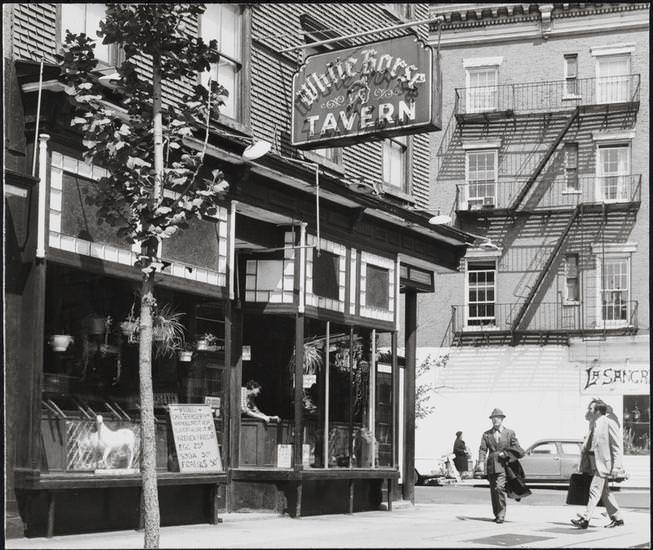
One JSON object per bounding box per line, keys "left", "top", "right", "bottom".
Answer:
{"left": 478, "top": 408, "right": 525, "bottom": 523}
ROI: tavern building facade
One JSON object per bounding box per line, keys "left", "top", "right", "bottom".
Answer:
{"left": 417, "top": 2, "right": 649, "bottom": 486}
{"left": 3, "top": 3, "right": 473, "bottom": 537}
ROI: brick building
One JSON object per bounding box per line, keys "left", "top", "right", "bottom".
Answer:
{"left": 416, "top": 3, "right": 649, "bottom": 486}
{"left": 4, "top": 3, "right": 473, "bottom": 537}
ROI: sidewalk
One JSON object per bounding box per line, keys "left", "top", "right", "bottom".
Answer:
{"left": 7, "top": 501, "right": 650, "bottom": 548}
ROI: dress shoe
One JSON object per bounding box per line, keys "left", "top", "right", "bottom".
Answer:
{"left": 495, "top": 517, "right": 504, "bottom": 524}
{"left": 571, "top": 517, "right": 589, "bottom": 529}
{"left": 604, "top": 519, "right": 624, "bottom": 528}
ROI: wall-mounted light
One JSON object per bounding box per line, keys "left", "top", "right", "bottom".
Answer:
{"left": 426, "top": 209, "right": 500, "bottom": 250}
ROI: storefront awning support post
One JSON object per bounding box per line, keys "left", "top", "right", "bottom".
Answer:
{"left": 228, "top": 201, "right": 238, "bottom": 300}
{"left": 36, "top": 133, "right": 50, "bottom": 259}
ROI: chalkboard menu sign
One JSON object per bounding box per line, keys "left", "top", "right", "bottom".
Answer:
{"left": 168, "top": 404, "right": 223, "bottom": 472}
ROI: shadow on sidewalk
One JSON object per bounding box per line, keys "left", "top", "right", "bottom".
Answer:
{"left": 456, "top": 516, "right": 508, "bottom": 523}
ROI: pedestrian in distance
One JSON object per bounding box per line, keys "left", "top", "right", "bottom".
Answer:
{"left": 453, "top": 431, "right": 468, "bottom": 474}
{"left": 477, "top": 408, "right": 525, "bottom": 523}
{"left": 571, "top": 400, "right": 626, "bottom": 529}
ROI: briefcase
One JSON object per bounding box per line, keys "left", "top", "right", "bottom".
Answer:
{"left": 566, "top": 473, "right": 604, "bottom": 507}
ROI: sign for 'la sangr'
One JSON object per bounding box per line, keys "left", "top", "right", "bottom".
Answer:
{"left": 291, "top": 36, "right": 441, "bottom": 149}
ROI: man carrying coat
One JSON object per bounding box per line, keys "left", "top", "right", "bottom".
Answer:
{"left": 478, "top": 408, "right": 525, "bottom": 523}
{"left": 571, "top": 400, "right": 625, "bottom": 529}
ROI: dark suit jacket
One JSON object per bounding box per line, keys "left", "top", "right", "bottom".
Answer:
{"left": 478, "top": 427, "right": 524, "bottom": 475}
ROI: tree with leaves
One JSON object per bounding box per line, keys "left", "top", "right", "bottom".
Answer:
{"left": 59, "top": 5, "right": 225, "bottom": 547}
{"left": 415, "top": 353, "right": 450, "bottom": 422}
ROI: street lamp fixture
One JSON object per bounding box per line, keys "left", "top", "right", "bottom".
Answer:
{"left": 423, "top": 209, "right": 500, "bottom": 251}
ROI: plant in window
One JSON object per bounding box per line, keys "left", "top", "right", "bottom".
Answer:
{"left": 59, "top": 6, "right": 224, "bottom": 543}
{"left": 195, "top": 332, "right": 221, "bottom": 351}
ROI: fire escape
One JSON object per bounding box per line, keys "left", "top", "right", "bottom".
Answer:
{"left": 441, "top": 75, "right": 642, "bottom": 347}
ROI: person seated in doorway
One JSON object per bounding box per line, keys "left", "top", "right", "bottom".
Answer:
{"left": 241, "top": 379, "right": 281, "bottom": 424}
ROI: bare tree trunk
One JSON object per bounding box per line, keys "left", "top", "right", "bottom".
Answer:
{"left": 140, "top": 52, "right": 164, "bottom": 549}
{"left": 139, "top": 273, "right": 160, "bottom": 548}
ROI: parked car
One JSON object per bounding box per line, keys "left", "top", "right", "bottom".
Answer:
{"left": 473, "top": 439, "right": 601, "bottom": 483}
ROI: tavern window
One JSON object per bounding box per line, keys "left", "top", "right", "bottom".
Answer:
{"left": 200, "top": 4, "right": 244, "bottom": 121}
{"left": 60, "top": 4, "right": 114, "bottom": 65}
{"left": 383, "top": 135, "right": 408, "bottom": 192}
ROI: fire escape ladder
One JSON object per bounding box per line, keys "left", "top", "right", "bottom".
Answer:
{"left": 509, "top": 107, "right": 580, "bottom": 211}
{"left": 511, "top": 205, "right": 581, "bottom": 332}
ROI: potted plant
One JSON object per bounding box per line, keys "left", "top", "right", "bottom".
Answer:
{"left": 178, "top": 343, "right": 194, "bottom": 362}
{"left": 152, "top": 304, "right": 186, "bottom": 358}
{"left": 120, "top": 303, "right": 186, "bottom": 357}
{"left": 120, "top": 304, "right": 139, "bottom": 342}
{"left": 195, "top": 332, "right": 221, "bottom": 352}
{"left": 49, "top": 333, "right": 75, "bottom": 352}
{"left": 82, "top": 314, "right": 108, "bottom": 335}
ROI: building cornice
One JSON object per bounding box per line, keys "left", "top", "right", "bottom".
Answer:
{"left": 429, "top": 3, "right": 649, "bottom": 32}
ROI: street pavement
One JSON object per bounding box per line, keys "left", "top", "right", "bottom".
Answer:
{"left": 6, "top": 499, "right": 651, "bottom": 548}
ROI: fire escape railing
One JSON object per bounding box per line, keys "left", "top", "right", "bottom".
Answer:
{"left": 455, "top": 74, "right": 641, "bottom": 116}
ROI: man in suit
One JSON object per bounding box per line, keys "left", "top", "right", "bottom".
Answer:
{"left": 571, "top": 400, "right": 625, "bottom": 529}
{"left": 478, "top": 408, "right": 525, "bottom": 523}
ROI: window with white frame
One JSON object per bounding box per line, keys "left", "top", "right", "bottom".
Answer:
{"left": 383, "top": 135, "right": 408, "bottom": 191}
{"left": 200, "top": 4, "right": 243, "bottom": 120}
{"left": 596, "top": 54, "right": 631, "bottom": 103}
{"left": 564, "top": 142, "right": 579, "bottom": 192}
{"left": 597, "top": 144, "right": 630, "bottom": 201}
{"left": 564, "top": 54, "right": 579, "bottom": 96}
{"left": 465, "top": 66, "right": 498, "bottom": 113}
{"left": 384, "top": 3, "right": 412, "bottom": 20}
{"left": 312, "top": 147, "right": 342, "bottom": 166}
{"left": 600, "top": 257, "right": 630, "bottom": 323}
{"left": 564, "top": 254, "right": 580, "bottom": 302}
{"left": 466, "top": 150, "right": 497, "bottom": 209}
{"left": 466, "top": 261, "right": 496, "bottom": 326}
{"left": 60, "top": 4, "right": 113, "bottom": 64}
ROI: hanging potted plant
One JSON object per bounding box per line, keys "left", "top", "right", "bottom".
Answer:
{"left": 178, "top": 343, "right": 194, "bottom": 362}
{"left": 120, "top": 304, "right": 139, "bottom": 342}
{"left": 119, "top": 303, "right": 186, "bottom": 357}
{"left": 82, "top": 313, "right": 108, "bottom": 335}
{"left": 195, "top": 332, "right": 221, "bottom": 352}
{"left": 152, "top": 304, "right": 186, "bottom": 358}
{"left": 49, "top": 333, "right": 75, "bottom": 352}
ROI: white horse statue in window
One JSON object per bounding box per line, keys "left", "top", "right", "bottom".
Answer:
{"left": 87, "top": 415, "right": 137, "bottom": 469}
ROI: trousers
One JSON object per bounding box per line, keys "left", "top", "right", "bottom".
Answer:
{"left": 582, "top": 475, "right": 621, "bottom": 522}
{"left": 488, "top": 471, "right": 507, "bottom": 519}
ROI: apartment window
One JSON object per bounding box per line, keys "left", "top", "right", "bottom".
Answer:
{"left": 564, "top": 254, "right": 580, "bottom": 302}
{"left": 465, "top": 66, "right": 498, "bottom": 113}
{"left": 564, "top": 143, "right": 579, "bottom": 191}
{"left": 597, "top": 144, "right": 630, "bottom": 201}
{"left": 564, "top": 54, "right": 579, "bottom": 96}
{"left": 60, "top": 4, "right": 112, "bottom": 64}
{"left": 467, "top": 262, "right": 496, "bottom": 326}
{"left": 384, "top": 4, "right": 412, "bottom": 20}
{"left": 383, "top": 135, "right": 408, "bottom": 191}
{"left": 596, "top": 54, "right": 631, "bottom": 103}
{"left": 200, "top": 4, "right": 243, "bottom": 120}
{"left": 465, "top": 150, "right": 497, "bottom": 209}
{"left": 312, "top": 147, "right": 342, "bottom": 166}
{"left": 600, "top": 257, "right": 629, "bottom": 323}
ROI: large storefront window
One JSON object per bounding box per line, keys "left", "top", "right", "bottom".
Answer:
{"left": 301, "top": 320, "right": 392, "bottom": 470}
{"left": 623, "top": 395, "right": 650, "bottom": 455}
{"left": 42, "top": 264, "right": 227, "bottom": 473}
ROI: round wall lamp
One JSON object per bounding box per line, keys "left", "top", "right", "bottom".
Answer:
{"left": 241, "top": 140, "right": 272, "bottom": 161}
